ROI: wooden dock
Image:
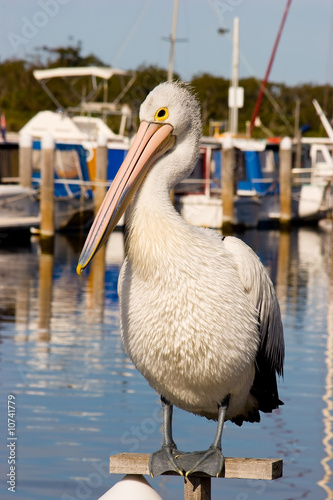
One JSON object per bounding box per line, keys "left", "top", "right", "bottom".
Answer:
{"left": 109, "top": 453, "right": 283, "bottom": 500}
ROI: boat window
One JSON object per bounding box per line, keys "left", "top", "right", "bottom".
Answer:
{"left": 260, "top": 150, "right": 275, "bottom": 173}
{"left": 315, "top": 150, "right": 325, "bottom": 163}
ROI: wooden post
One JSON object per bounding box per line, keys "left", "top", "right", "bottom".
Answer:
{"left": 95, "top": 132, "right": 108, "bottom": 215}
{"left": 40, "top": 133, "right": 55, "bottom": 239}
{"left": 19, "top": 132, "right": 32, "bottom": 188}
{"left": 279, "top": 136, "right": 292, "bottom": 230}
{"left": 222, "top": 137, "right": 234, "bottom": 232}
{"left": 109, "top": 453, "right": 283, "bottom": 500}
{"left": 184, "top": 476, "right": 211, "bottom": 500}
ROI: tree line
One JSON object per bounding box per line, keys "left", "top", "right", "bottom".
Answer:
{"left": 0, "top": 42, "right": 331, "bottom": 138}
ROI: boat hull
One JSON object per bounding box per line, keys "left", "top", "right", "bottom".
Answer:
{"left": 175, "top": 194, "right": 262, "bottom": 229}
{"left": 0, "top": 185, "right": 94, "bottom": 232}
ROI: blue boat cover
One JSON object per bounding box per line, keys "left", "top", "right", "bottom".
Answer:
{"left": 238, "top": 151, "right": 275, "bottom": 194}
{"left": 32, "top": 142, "right": 93, "bottom": 199}
{"left": 107, "top": 148, "right": 128, "bottom": 180}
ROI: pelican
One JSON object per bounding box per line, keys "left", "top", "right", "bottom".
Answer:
{"left": 77, "top": 82, "right": 284, "bottom": 478}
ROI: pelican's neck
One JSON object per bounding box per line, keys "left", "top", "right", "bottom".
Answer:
{"left": 126, "top": 144, "right": 198, "bottom": 276}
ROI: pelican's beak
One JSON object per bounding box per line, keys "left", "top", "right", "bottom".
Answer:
{"left": 77, "top": 120, "right": 175, "bottom": 274}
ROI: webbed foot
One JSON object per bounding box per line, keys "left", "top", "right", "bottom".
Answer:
{"left": 149, "top": 445, "right": 185, "bottom": 477}
{"left": 179, "top": 446, "right": 225, "bottom": 477}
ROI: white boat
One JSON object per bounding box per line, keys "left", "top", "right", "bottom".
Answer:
{"left": 30, "top": 65, "right": 134, "bottom": 182}
{"left": 174, "top": 131, "right": 333, "bottom": 230}
{"left": 231, "top": 132, "right": 332, "bottom": 225}
{"left": 0, "top": 67, "right": 135, "bottom": 232}
{"left": 0, "top": 140, "right": 95, "bottom": 232}
{"left": 288, "top": 99, "right": 333, "bottom": 224}
{"left": 174, "top": 138, "right": 265, "bottom": 229}
{"left": 0, "top": 185, "right": 40, "bottom": 230}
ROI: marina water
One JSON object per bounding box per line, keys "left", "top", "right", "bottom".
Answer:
{"left": 0, "top": 227, "right": 332, "bottom": 499}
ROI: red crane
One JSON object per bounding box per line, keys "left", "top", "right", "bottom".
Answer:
{"left": 249, "top": 0, "right": 293, "bottom": 135}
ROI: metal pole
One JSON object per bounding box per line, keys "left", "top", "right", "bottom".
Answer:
{"left": 230, "top": 17, "right": 239, "bottom": 135}
{"left": 294, "top": 98, "right": 302, "bottom": 171}
{"left": 168, "top": 0, "right": 179, "bottom": 81}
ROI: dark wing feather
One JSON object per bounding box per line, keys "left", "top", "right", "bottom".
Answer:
{"left": 223, "top": 236, "right": 284, "bottom": 418}
{"left": 251, "top": 278, "right": 284, "bottom": 413}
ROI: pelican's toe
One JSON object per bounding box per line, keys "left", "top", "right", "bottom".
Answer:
{"left": 149, "top": 445, "right": 185, "bottom": 477}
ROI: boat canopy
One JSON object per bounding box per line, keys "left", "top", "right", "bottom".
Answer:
{"left": 20, "top": 110, "right": 87, "bottom": 142}
{"left": 32, "top": 66, "right": 136, "bottom": 135}
{"left": 33, "top": 66, "right": 132, "bottom": 81}
{"left": 19, "top": 110, "right": 128, "bottom": 143}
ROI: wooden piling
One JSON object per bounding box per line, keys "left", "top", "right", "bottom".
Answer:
{"left": 95, "top": 133, "right": 108, "bottom": 215}
{"left": 279, "top": 136, "right": 292, "bottom": 230}
{"left": 184, "top": 476, "right": 211, "bottom": 500}
{"left": 19, "top": 132, "right": 32, "bottom": 188}
{"left": 109, "top": 453, "right": 283, "bottom": 500}
{"left": 40, "top": 133, "right": 55, "bottom": 239}
{"left": 222, "top": 137, "right": 235, "bottom": 233}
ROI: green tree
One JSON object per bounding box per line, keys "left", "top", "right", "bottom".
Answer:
{"left": 0, "top": 42, "right": 331, "bottom": 137}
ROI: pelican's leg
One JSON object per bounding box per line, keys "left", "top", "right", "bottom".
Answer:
{"left": 149, "top": 396, "right": 185, "bottom": 477}
{"left": 180, "top": 395, "right": 230, "bottom": 477}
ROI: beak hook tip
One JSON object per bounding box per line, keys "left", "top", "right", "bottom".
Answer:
{"left": 76, "top": 263, "right": 84, "bottom": 276}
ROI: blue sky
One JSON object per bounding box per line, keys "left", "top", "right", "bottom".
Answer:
{"left": 0, "top": 0, "right": 332, "bottom": 86}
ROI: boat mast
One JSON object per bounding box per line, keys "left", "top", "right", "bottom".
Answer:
{"left": 168, "top": 0, "right": 179, "bottom": 81}
{"left": 249, "top": 0, "right": 292, "bottom": 135}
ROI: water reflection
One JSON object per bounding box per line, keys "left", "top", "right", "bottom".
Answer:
{"left": 276, "top": 230, "right": 291, "bottom": 312}
{"left": 37, "top": 251, "right": 53, "bottom": 339}
{"left": 0, "top": 227, "right": 332, "bottom": 499}
{"left": 318, "top": 229, "right": 333, "bottom": 499}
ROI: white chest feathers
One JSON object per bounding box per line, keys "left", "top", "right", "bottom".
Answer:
{"left": 118, "top": 214, "right": 260, "bottom": 417}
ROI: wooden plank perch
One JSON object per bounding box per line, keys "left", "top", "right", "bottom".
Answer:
{"left": 109, "top": 453, "right": 283, "bottom": 500}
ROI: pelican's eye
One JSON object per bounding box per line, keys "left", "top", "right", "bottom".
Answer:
{"left": 154, "top": 107, "right": 169, "bottom": 122}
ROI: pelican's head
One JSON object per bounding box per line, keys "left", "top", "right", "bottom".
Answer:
{"left": 140, "top": 81, "right": 201, "bottom": 144}
{"left": 77, "top": 81, "right": 202, "bottom": 274}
